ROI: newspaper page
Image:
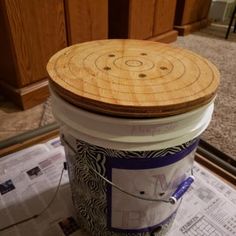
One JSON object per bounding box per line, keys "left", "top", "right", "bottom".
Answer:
{"left": 0, "top": 137, "right": 235, "bottom": 236}
{"left": 0, "top": 140, "right": 78, "bottom": 236}
{"left": 167, "top": 163, "right": 236, "bottom": 236}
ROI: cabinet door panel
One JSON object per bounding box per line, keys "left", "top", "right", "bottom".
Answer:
{"left": 181, "top": 0, "right": 211, "bottom": 25}
{"left": 129, "top": 0, "right": 155, "bottom": 39}
{"left": 153, "top": 0, "right": 177, "bottom": 36}
{"left": 0, "top": 3, "right": 18, "bottom": 87}
{"left": 65, "top": 0, "right": 108, "bottom": 44}
{"left": 4, "top": 0, "right": 67, "bottom": 87}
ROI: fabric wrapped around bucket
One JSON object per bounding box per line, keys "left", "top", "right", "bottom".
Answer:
{"left": 62, "top": 132, "right": 198, "bottom": 236}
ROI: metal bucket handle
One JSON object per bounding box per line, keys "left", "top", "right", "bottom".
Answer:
{"left": 61, "top": 136, "right": 194, "bottom": 205}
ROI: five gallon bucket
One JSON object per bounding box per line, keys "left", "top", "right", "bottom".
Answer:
{"left": 47, "top": 39, "right": 219, "bottom": 236}
{"left": 51, "top": 90, "right": 213, "bottom": 236}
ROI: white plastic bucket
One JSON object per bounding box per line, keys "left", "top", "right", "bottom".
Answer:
{"left": 51, "top": 89, "right": 214, "bottom": 236}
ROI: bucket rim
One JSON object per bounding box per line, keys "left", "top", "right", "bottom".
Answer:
{"left": 51, "top": 88, "right": 215, "bottom": 125}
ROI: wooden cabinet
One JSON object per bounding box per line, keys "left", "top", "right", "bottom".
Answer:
{"left": 174, "top": 0, "right": 212, "bottom": 35}
{"left": 65, "top": 0, "right": 108, "bottom": 44}
{"left": 1, "top": 1, "right": 190, "bottom": 109}
{"left": 0, "top": 0, "right": 108, "bottom": 109}
{"left": 0, "top": 0, "right": 67, "bottom": 109}
{"left": 109, "top": 0, "right": 177, "bottom": 43}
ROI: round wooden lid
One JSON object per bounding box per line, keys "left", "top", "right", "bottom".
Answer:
{"left": 47, "top": 39, "right": 220, "bottom": 118}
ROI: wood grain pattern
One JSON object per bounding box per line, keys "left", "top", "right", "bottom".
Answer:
{"left": 128, "top": 0, "right": 155, "bottom": 39}
{"left": 47, "top": 39, "right": 220, "bottom": 118}
{"left": 3, "top": 0, "right": 67, "bottom": 87}
{"left": 153, "top": 0, "right": 177, "bottom": 35}
{"left": 0, "top": 1, "right": 19, "bottom": 87}
{"left": 65, "top": 0, "right": 108, "bottom": 44}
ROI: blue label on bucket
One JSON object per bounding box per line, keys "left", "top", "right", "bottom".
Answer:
{"left": 106, "top": 140, "right": 198, "bottom": 233}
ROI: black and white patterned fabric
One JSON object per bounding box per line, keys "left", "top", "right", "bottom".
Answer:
{"left": 63, "top": 133, "right": 198, "bottom": 236}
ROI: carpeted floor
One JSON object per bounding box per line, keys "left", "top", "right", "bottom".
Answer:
{"left": 172, "top": 25, "right": 236, "bottom": 159}
{"left": 1, "top": 25, "right": 235, "bottom": 159}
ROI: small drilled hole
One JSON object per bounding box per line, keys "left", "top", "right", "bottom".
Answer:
{"left": 103, "top": 66, "right": 111, "bottom": 71}
{"left": 140, "top": 53, "right": 147, "bottom": 56}
{"left": 139, "top": 73, "right": 146, "bottom": 78}
{"left": 108, "top": 54, "right": 115, "bottom": 57}
{"left": 160, "top": 66, "right": 168, "bottom": 70}
{"left": 140, "top": 191, "right": 145, "bottom": 195}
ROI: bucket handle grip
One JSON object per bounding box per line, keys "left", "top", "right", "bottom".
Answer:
{"left": 61, "top": 136, "right": 194, "bottom": 204}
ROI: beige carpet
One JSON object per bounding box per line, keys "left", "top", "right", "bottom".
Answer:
{"left": 41, "top": 25, "right": 236, "bottom": 158}
{"left": 172, "top": 25, "right": 236, "bottom": 159}
{"left": 0, "top": 95, "right": 45, "bottom": 141}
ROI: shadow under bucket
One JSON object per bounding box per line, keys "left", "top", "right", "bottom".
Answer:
{"left": 47, "top": 39, "right": 220, "bottom": 236}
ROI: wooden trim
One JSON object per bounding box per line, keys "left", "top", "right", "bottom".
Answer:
{"left": 195, "top": 153, "right": 236, "bottom": 187}
{"left": 174, "top": 18, "right": 210, "bottom": 36}
{"left": 199, "top": 139, "right": 236, "bottom": 167}
{"left": 146, "top": 30, "right": 178, "bottom": 43}
{"left": 0, "top": 129, "right": 59, "bottom": 158}
{"left": 0, "top": 78, "right": 50, "bottom": 109}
